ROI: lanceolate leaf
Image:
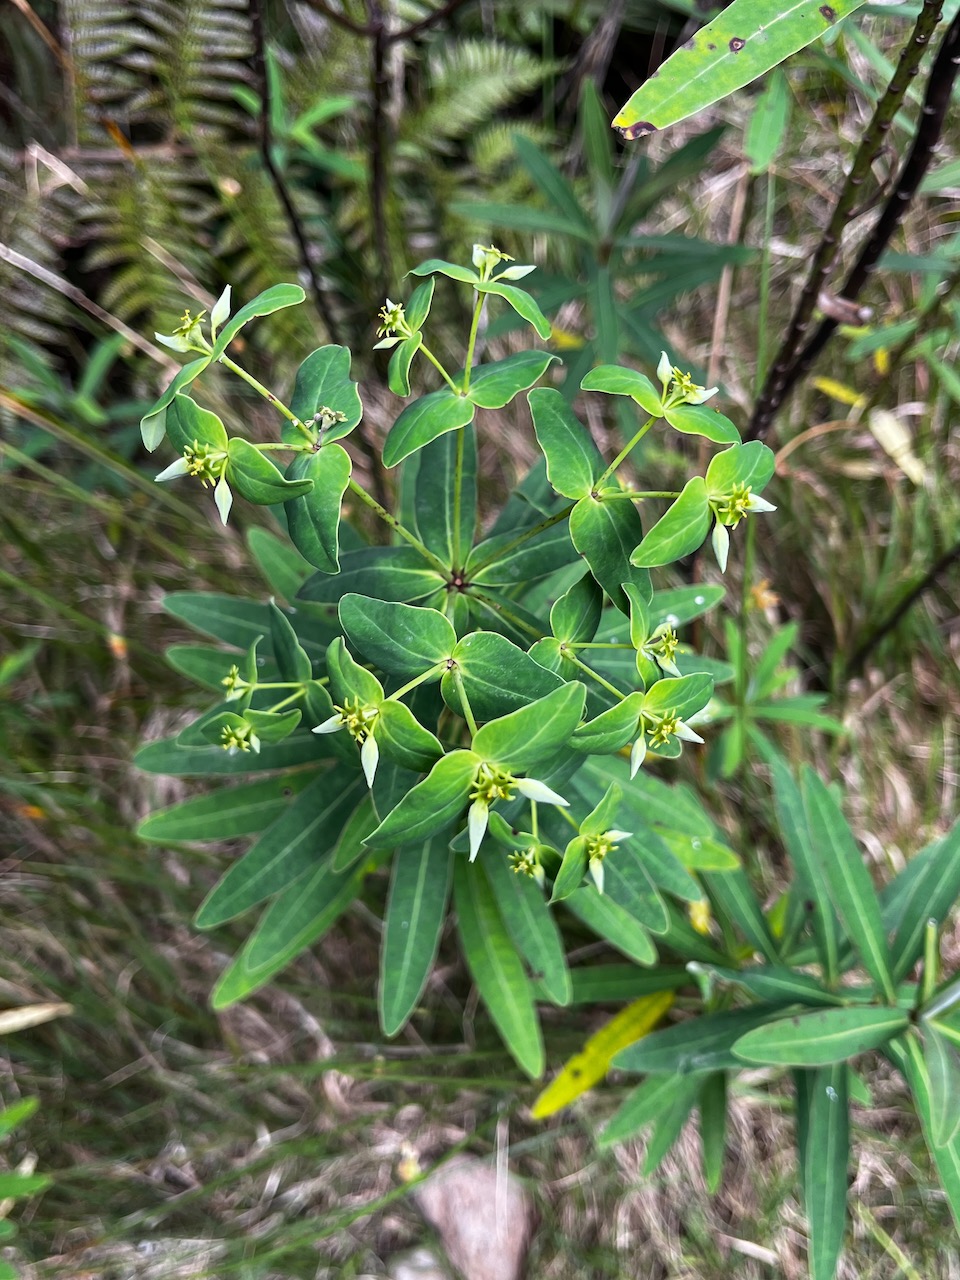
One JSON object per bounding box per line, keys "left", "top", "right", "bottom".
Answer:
{"left": 380, "top": 834, "right": 453, "bottom": 1036}
{"left": 375, "top": 700, "right": 444, "bottom": 773}
{"left": 414, "top": 427, "right": 477, "bottom": 565}
{"left": 364, "top": 750, "right": 478, "bottom": 849}
{"left": 529, "top": 387, "right": 603, "bottom": 499}
{"left": 269, "top": 601, "right": 312, "bottom": 683}
{"left": 801, "top": 1062, "right": 850, "bottom": 1280}
{"left": 299, "top": 547, "right": 445, "bottom": 606}
{"left": 888, "top": 821, "right": 960, "bottom": 981}
{"left": 195, "top": 772, "right": 363, "bottom": 927}
{"left": 924, "top": 1023, "right": 960, "bottom": 1147}
{"left": 565, "top": 889, "right": 657, "bottom": 966}
{"left": 580, "top": 365, "right": 662, "bottom": 415}
{"left": 801, "top": 767, "right": 895, "bottom": 1002}
{"left": 140, "top": 357, "right": 210, "bottom": 451}
{"left": 467, "top": 523, "right": 580, "bottom": 589}
{"left": 137, "top": 773, "right": 312, "bottom": 843}
{"left": 485, "top": 852, "right": 571, "bottom": 1007}
{"left": 454, "top": 857, "right": 545, "bottom": 1079}
{"left": 612, "top": 1, "right": 862, "bottom": 140}
{"left": 285, "top": 444, "right": 352, "bottom": 574}
{"left": 339, "top": 595, "right": 456, "bottom": 679}
{"left": 135, "top": 733, "right": 323, "bottom": 777}
{"left": 614, "top": 1007, "right": 779, "bottom": 1074}
{"left": 388, "top": 333, "right": 422, "bottom": 397}
{"left": 599, "top": 1075, "right": 695, "bottom": 1148}
{"left": 630, "top": 477, "right": 711, "bottom": 567}
{"left": 663, "top": 403, "right": 740, "bottom": 445}
{"left": 466, "top": 351, "right": 559, "bottom": 409}
{"left": 889, "top": 1034, "right": 960, "bottom": 1233}
{"left": 733, "top": 1007, "right": 909, "bottom": 1067}
{"left": 382, "top": 389, "right": 476, "bottom": 468}
{"left": 473, "top": 683, "right": 585, "bottom": 773}
{"left": 442, "top": 632, "right": 563, "bottom": 722}
{"left": 476, "top": 281, "right": 551, "bottom": 339}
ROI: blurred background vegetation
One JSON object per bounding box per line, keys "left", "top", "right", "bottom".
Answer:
{"left": 1, "top": 0, "right": 959, "bottom": 1275}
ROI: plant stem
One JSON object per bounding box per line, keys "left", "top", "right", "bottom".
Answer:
{"left": 597, "top": 417, "right": 655, "bottom": 487}
{"left": 469, "top": 591, "right": 545, "bottom": 641}
{"left": 268, "top": 690, "right": 304, "bottom": 713}
{"left": 468, "top": 503, "right": 576, "bottom": 575}
{"left": 568, "top": 642, "right": 633, "bottom": 650}
{"left": 388, "top": 666, "right": 443, "bottom": 701}
{"left": 419, "top": 343, "right": 461, "bottom": 394}
{"left": 462, "top": 294, "right": 486, "bottom": 394}
{"left": 562, "top": 650, "right": 628, "bottom": 700}
{"left": 255, "top": 442, "right": 313, "bottom": 452}
{"left": 452, "top": 667, "right": 478, "bottom": 735}
{"left": 220, "top": 354, "right": 316, "bottom": 442}
{"left": 452, "top": 428, "right": 466, "bottom": 569}
{"left": 601, "top": 490, "right": 678, "bottom": 500}
{"left": 346, "top": 478, "right": 449, "bottom": 573}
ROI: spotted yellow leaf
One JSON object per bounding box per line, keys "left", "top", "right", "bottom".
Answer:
{"left": 530, "top": 991, "right": 674, "bottom": 1119}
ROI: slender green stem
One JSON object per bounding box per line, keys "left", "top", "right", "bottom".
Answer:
{"left": 530, "top": 800, "right": 539, "bottom": 842}
{"left": 597, "top": 417, "right": 655, "bottom": 488}
{"left": 568, "top": 642, "right": 633, "bottom": 650}
{"left": 255, "top": 442, "right": 313, "bottom": 453}
{"left": 468, "top": 503, "right": 576, "bottom": 576}
{"left": 561, "top": 650, "right": 628, "bottom": 700}
{"left": 248, "top": 681, "right": 307, "bottom": 691}
{"left": 419, "top": 343, "right": 460, "bottom": 394}
{"left": 346, "top": 478, "right": 449, "bottom": 574}
{"left": 462, "top": 294, "right": 486, "bottom": 394}
{"left": 470, "top": 591, "right": 545, "bottom": 641}
{"left": 220, "top": 354, "right": 315, "bottom": 442}
{"left": 601, "top": 490, "right": 679, "bottom": 501}
{"left": 452, "top": 667, "right": 478, "bottom": 736}
{"left": 452, "top": 428, "right": 466, "bottom": 569}
{"left": 559, "top": 806, "right": 580, "bottom": 832}
{"left": 388, "top": 666, "right": 442, "bottom": 702}
{"left": 268, "top": 690, "right": 304, "bottom": 713}
{"left": 921, "top": 920, "right": 939, "bottom": 1006}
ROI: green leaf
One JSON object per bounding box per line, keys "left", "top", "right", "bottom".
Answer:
{"left": 699, "top": 1073, "right": 727, "bottom": 1193}
{"left": 135, "top": 733, "right": 322, "bottom": 777}
{"left": 801, "top": 767, "right": 895, "bottom": 1002}
{"left": 658, "top": 830, "right": 738, "bottom": 871}
{"left": 889, "top": 822, "right": 960, "bottom": 981}
{"left": 375, "top": 700, "right": 444, "bottom": 773}
{"left": 770, "top": 757, "right": 840, "bottom": 985}
{"left": 338, "top": 595, "right": 456, "bottom": 679}
{"left": 571, "top": 694, "right": 643, "bottom": 754}
{"left": 569, "top": 965, "right": 689, "bottom": 1005}
{"left": 326, "top": 635, "right": 384, "bottom": 706}
{"left": 380, "top": 834, "right": 453, "bottom": 1035}
{"left": 0, "top": 1099, "right": 39, "bottom": 1138}
{"left": 409, "top": 258, "right": 480, "bottom": 284}
{"left": 529, "top": 387, "right": 603, "bottom": 499}
{"left": 596, "top": 759, "right": 711, "bottom": 837}
{"left": 565, "top": 889, "right": 657, "bottom": 966}
{"left": 600, "top": 1076, "right": 698, "bottom": 1149}
{"left": 364, "top": 750, "right": 478, "bottom": 849}
{"left": 580, "top": 782, "right": 622, "bottom": 838}
{"left": 331, "top": 794, "right": 379, "bottom": 871}
{"left": 467, "top": 524, "right": 579, "bottom": 589}
{"left": 383, "top": 389, "right": 476, "bottom": 468}
{"left": 288, "top": 345, "right": 363, "bottom": 444}
{"left": 890, "top": 1033, "right": 960, "bottom": 1233}
{"left": 705, "top": 440, "right": 775, "bottom": 496}
{"left": 570, "top": 494, "right": 651, "bottom": 614}
{"left": 388, "top": 332, "right": 422, "bottom": 397}
{"left": 473, "top": 683, "right": 585, "bottom": 772}
{"left": 604, "top": 851, "right": 669, "bottom": 933}
{"left": 140, "top": 357, "right": 210, "bottom": 451}
{"left": 299, "top": 546, "right": 445, "bottom": 606}
{"left": 195, "top": 773, "right": 363, "bottom": 926}
{"left": 551, "top": 836, "right": 588, "bottom": 903}
{"left": 247, "top": 526, "right": 314, "bottom": 600}
{"left": 284, "top": 444, "right": 352, "bottom": 574}
{"left": 413, "top": 426, "right": 477, "bottom": 565}
{"left": 442, "top": 632, "right": 563, "bottom": 722}
{"left": 701, "top": 868, "right": 779, "bottom": 962}
{"left": 210, "top": 283, "right": 305, "bottom": 359}
{"left": 165, "top": 393, "right": 228, "bottom": 455}
{"left": 745, "top": 67, "right": 791, "bottom": 173}
{"left": 164, "top": 592, "right": 275, "bottom": 655}
{"left": 612, "top": 0, "right": 862, "bottom": 138}
{"left": 138, "top": 773, "right": 312, "bottom": 843}
{"left": 733, "top": 1007, "right": 909, "bottom": 1067}
{"left": 650, "top": 584, "right": 725, "bottom": 627}
{"left": 514, "top": 133, "right": 594, "bottom": 232}
{"left": 550, "top": 573, "right": 603, "bottom": 644}
{"left": 924, "top": 1023, "right": 960, "bottom": 1146}
{"left": 486, "top": 853, "right": 571, "bottom": 1006}
{"left": 801, "top": 1062, "right": 850, "bottom": 1280}
{"left": 0, "top": 1172, "right": 51, "bottom": 1198}
{"left": 268, "top": 601, "right": 312, "bottom": 683}
{"left": 405, "top": 277, "right": 435, "bottom": 331}
{"left": 454, "top": 857, "right": 544, "bottom": 1078}
{"left": 663, "top": 403, "right": 741, "bottom": 444}
{"left": 227, "top": 438, "right": 313, "bottom": 505}
{"left": 641, "top": 1076, "right": 703, "bottom": 1175}
{"left": 476, "top": 281, "right": 551, "bottom": 340}
{"left": 580, "top": 365, "right": 662, "bottom": 415}
{"left": 467, "top": 351, "right": 559, "bottom": 409}
{"left": 630, "top": 477, "right": 711, "bottom": 567}
{"left": 694, "top": 967, "right": 839, "bottom": 1007}
{"left": 614, "top": 1007, "right": 779, "bottom": 1074}
{"left": 642, "top": 672, "right": 713, "bottom": 721}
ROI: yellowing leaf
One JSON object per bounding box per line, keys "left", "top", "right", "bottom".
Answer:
{"left": 550, "top": 327, "right": 585, "bottom": 351}
{"left": 530, "top": 991, "right": 673, "bottom": 1119}
{"left": 812, "top": 377, "right": 864, "bottom": 408}
{"left": 873, "top": 347, "right": 890, "bottom": 377}
{"left": 868, "top": 408, "right": 928, "bottom": 487}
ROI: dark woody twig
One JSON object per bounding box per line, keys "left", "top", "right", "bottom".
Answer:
{"left": 248, "top": 0, "right": 343, "bottom": 343}
{"left": 747, "top": 0, "right": 944, "bottom": 441}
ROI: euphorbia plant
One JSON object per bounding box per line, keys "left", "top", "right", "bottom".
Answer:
{"left": 135, "top": 247, "right": 959, "bottom": 1279}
